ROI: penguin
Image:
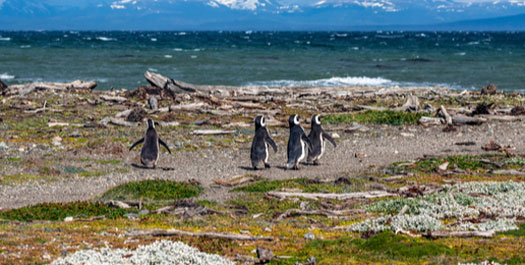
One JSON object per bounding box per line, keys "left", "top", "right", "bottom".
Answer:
{"left": 286, "top": 114, "right": 313, "bottom": 170}
{"left": 250, "top": 115, "right": 277, "bottom": 170}
{"left": 307, "top": 114, "right": 337, "bottom": 165}
{"left": 129, "top": 119, "right": 171, "bottom": 168}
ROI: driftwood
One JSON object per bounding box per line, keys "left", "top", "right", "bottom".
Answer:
{"left": 425, "top": 230, "right": 495, "bottom": 238}
{"left": 399, "top": 95, "right": 420, "bottom": 112}
{"left": 156, "top": 121, "right": 180, "bottom": 127}
{"left": 439, "top": 105, "right": 453, "bottom": 126}
{"left": 169, "top": 102, "right": 209, "bottom": 111}
{"left": 491, "top": 169, "right": 525, "bottom": 176}
{"left": 23, "top": 100, "right": 60, "bottom": 114}
{"left": 145, "top": 71, "right": 195, "bottom": 96}
{"left": 418, "top": 116, "right": 443, "bottom": 126}
{"left": 478, "top": 115, "right": 522, "bottom": 122}
{"left": 6, "top": 80, "right": 97, "bottom": 96}
{"left": 130, "top": 229, "right": 274, "bottom": 241}
{"left": 115, "top": 109, "right": 133, "bottom": 118}
{"left": 276, "top": 209, "right": 363, "bottom": 221}
{"left": 192, "top": 129, "right": 235, "bottom": 135}
{"left": 213, "top": 175, "right": 256, "bottom": 187}
{"left": 267, "top": 190, "right": 398, "bottom": 201}
{"left": 452, "top": 114, "right": 485, "bottom": 125}
{"left": 99, "top": 117, "right": 137, "bottom": 127}
{"left": 100, "top": 95, "right": 127, "bottom": 103}
{"left": 107, "top": 200, "right": 131, "bottom": 209}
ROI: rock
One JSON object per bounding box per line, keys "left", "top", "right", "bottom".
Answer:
{"left": 345, "top": 122, "right": 369, "bottom": 133}
{"left": 400, "top": 132, "right": 414, "bottom": 137}
{"left": 256, "top": 247, "right": 274, "bottom": 263}
{"left": 481, "top": 83, "right": 497, "bottom": 95}
{"left": 304, "top": 232, "right": 315, "bottom": 240}
{"left": 0, "top": 79, "right": 7, "bottom": 94}
{"left": 482, "top": 139, "right": 502, "bottom": 151}
{"left": 331, "top": 133, "right": 340, "bottom": 139}
{"left": 148, "top": 96, "right": 158, "bottom": 111}
{"left": 355, "top": 152, "right": 367, "bottom": 159}
{"left": 0, "top": 141, "right": 8, "bottom": 151}
{"left": 70, "top": 131, "right": 81, "bottom": 138}
{"left": 139, "top": 209, "right": 150, "bottom": 215}
{"left": 422, "top": 103, "right": 435, "bottom": 114}
{"left": 52, "top": 136, "right": 62, "bottom": 146}
{"left": 511, "top": 106, "right": 525, "bottom": 116}
{"left": 304, "top": 256, "right": 318, "bottom": 265}
{"left": 124, "top": 213, "right": 139, "bottom": 220}
{"left": 64, "top": 216, "right": 74, "bottom": 222}
{"left": 126, "top": 108, "right": 147, "bottom": 122}
{"left": 438, "top": 162, "right": 449, "bottom": 171}
{"left": 471, "top": 102, "right": 494, "bottom": 116}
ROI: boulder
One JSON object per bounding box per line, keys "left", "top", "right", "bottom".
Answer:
{"left": 481, "top": 83, "right": 497, "bottom": 95}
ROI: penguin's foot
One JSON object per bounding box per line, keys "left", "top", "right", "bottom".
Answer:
{"left": 264, "top": 163, "right": 271, "bottom": 169}
{"left": 313, "top": 160, "right": 320, "bottom": 166}
{"left": 293, "top": 164, "right": 299, "bottom": 170}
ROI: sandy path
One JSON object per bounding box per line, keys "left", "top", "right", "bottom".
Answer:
{"left": 1, "top": 122, "right": 524, "bottom": 209}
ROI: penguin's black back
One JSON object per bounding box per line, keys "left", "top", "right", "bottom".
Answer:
{"left": 141, "top": 127, "right": 160, "bottom": 163}
{"left": 287, "top": 125, "right": 306, "bottom": 162}
{"left": 251, "top": 126, "right": 269, "bottom": 162}
{"left": 308, "top": 123, "right": 323, "bottom": 157}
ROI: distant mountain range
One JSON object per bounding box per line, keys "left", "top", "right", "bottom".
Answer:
{"left": 1, "top": 0, "right": 525, "bottom": 30}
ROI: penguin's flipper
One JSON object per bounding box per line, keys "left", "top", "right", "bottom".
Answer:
{"left": 266, "top": 136, "right": 278, "bottom": 152}
{"left": 129, "top": 138, "right": 144, "bottom": 151}
{"left": 159, "top": 139, "right": 172, "bottom": 154}
{"left": 302, "top": 134, "right": 313, "bottom": 151}
{"left": 322, "top": 132, "right": 337, "bottom": 148}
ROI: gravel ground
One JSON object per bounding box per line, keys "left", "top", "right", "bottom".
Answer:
{"left": 50, "top": 240, "right": 235, "bottom": 265}
{"left": 1, "top": 121, "right": 524, "bottom": 209}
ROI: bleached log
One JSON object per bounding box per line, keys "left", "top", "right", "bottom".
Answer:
{"left": 47, "top": 122, "right": 70, "bottom": 127}
{"left": 100, "top": 95, "right": 127, "bottom": 103}
{"left": 418, "top": 116, "right": 443, "bottom": 126}
{"left": 8, "top": 80, "right": 97, "bottom": 96}
{"left": 169, "top": 102, "right": 209, "bottom": 111}
{"left": 145, "top": 71, "right": 195, "bottom": 95}
{"left": 99, "top": 117, "right": 137, "bottom": 127}
{"left": 115, "top": 109, "right": 133, "bottom": 118}
{"left": 353, "top": 105, "right": 388, "bottom": 111}
{"left": 491, "top": 169, "right": 525, "bottom": 176}
{"left": 191, "top": 129, "right": 235, "bottom": 135}
{"left": 425, "top": 230, "right": 495, "bottom": 238}
{"left": 452, "top": 114, "right": 485, "bottom": 125}
{"left": 267, "top": 190, "right": 398, "bottom": 201}
{"left": 276, "top": 209, "right": 363, "bottom": 221}
{"left": 478, "top": 115, "right": 522, "bottom": 122}
{"left": 130, "top": 229, "right": 274, "bottom": 241}
{"left": 156, "top": 121, "right": 180, "bottom": 127}
{"left": 107, "top": 200, "right": 131, "bottom": 209}
{"left": 212, "top": 175, "right": 256, "bottom": 187}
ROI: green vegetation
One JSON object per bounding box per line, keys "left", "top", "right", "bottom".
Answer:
{"left": 0, "top": 202, "right": 128, "bottom": 221}
{"left": 324, "top": 110, "right": 424, "bottom": 125}
{"left": 500, "top": 223, "right": 525, "bottom": 237}
{"left": 99, "top": 180, "right": 203, "bottom": 201}
{"left": 232, "top": 177, "right": 368, "bottom": 194}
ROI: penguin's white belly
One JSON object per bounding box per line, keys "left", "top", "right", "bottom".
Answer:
{"left": 319, "top": 133, "right": 325, "bottom": 159}
{"left": 264, "top": 143, "right": 269, "bottom": 163}
{"left": 298, "top": 139, "right": 306, "bottom": 162}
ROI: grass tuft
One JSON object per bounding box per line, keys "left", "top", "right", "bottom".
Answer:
{"left": 0, "top": 201, "right": 128, "bottom": 221}
{"left": 99, "top": 179, "right": 203, "bottom": 201}
{"left": 324, "top": 110, "right": 424, "bottom": 125}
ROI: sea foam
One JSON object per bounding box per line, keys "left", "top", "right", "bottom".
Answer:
{"left": 0, "top": 37, "right": 11, "bottom": 41}
{"left": 0, "top": 73, "right": 15, "bottom": 80}
{"left": 246, "top": 76, "right": 392, "bottom": 87}
{"left": 96, "top": 36, "right": 117, "bottom": 41}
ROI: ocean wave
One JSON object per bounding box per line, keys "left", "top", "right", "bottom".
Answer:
{"left": 20, "top": 45, "right": 31, "bottom": 49}
{"left": 0, "top": 73, "right": 15, "bottom": 80}
{"left": 246, "top": 76, "right": 393, "bottom": 87}
{"left": 96, "top": 37, "right": 117, "bottom": 41}
{"left": 0, "top": 37, "right": 11, "bottom": 41}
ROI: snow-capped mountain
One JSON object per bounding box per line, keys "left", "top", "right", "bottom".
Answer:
{"left": 1, "top": 0, "right": 525, "bottom": 30}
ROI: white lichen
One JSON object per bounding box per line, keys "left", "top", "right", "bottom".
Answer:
{"left": 349, "top": 181, "right": 525, "bottom": 233}
{"left": 51, "top": 240, "right": 235, "bottom": 265}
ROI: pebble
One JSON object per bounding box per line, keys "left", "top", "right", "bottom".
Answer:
{"left": 64, "top": 217, "right": 74, "bottom": 222}
{"left": 304, "top": 232, "right": 315, "bottom": 240}
{"left": 0, "top": 141, "right": 8, "bottom": 150}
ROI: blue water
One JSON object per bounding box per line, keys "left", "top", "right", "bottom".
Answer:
{"left": 1, "top": 31, "right": 525, "bottom": 92}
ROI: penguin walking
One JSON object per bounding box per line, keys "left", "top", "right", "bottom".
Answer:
{"left": 307, "top": 114, "right": 337, "bottom": 165}
{"left": 250, "top": 116, "right": 277, "bottom": 170}
{"left": 286, "top": 114, "right": 313, "bottom": 170}
{"left": 129, "top": 119, "right": 171, "bottom": 168}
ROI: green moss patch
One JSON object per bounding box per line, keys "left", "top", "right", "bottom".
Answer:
{"left": 0, "top": 202, "right": 128, "bottom": 221}
{"left": 99, "top": 180, "right": 203, "bottom": 201}
{"left": 324, "top": 110, "right": 424, "bottom": 125}
{"left": 500, "top": 223, "right": 525, "bottom": 237}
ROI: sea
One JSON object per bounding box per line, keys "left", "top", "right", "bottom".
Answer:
{"left": 1, "top": 31, "right": 525, "bottom": 92}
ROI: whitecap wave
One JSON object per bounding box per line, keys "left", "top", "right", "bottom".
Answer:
{"left": 246, "top": 76, "right": 393, "bottom": 87}
{"left": 0, "top": 37, "right": 11, "bottom": 41}
{"left": 96, "top": 36, "right": 116, "bottom": 41}
{"left": 0, "top": 73, "right": 15, "bottom": 80}
{"left": 164, "top": 55, "right": 173, "bottom": 58}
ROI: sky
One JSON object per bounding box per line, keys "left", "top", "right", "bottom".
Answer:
{"left": 1, "top": 0, "right": 525, "bottom": 30}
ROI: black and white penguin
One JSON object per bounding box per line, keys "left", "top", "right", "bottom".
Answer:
{"left": 129, "top": 119, "right": 171, "bottom": 168}
{"left": 250, "top": 116, "right": 277, "bottom": 170}
{"left": 307, "top": 114, "right": 337, "bottom": 165}
{"left": 286, "top": 114, "right": 313, "bottom": 170}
